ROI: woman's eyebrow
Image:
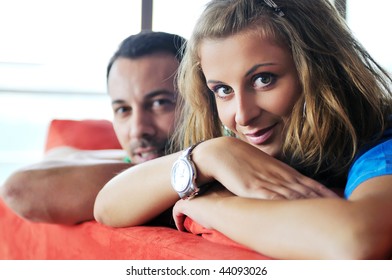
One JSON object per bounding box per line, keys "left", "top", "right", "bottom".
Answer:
{"left": 206, "top": 63, "right": 278, "bottom": 85}
{"left": 206, "top": 79, "right": 222, "bottom": 84}
{"left": 245, "top": 63, "right": 276, "bottom": 77}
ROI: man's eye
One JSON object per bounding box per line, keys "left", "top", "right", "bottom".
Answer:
{"left": 213, "top": 85, "right": 233, "bottom": 99}
{"left": 253, "top": 73, "right": 276, "bottom": 89}
{"left": 150, "top": 99, "right": 176, "bottom": 112}
{"left": 114, "top": 106, "right": 131, "bottom": 116}
{"left": 151, "top": 99, "right": 175, "bottom": 107}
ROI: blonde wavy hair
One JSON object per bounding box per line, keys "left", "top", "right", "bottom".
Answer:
{"left": 171, "top": 0, "right": 392, "bottom": 182}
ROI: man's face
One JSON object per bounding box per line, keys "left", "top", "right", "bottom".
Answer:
{"left": 107, "top": 53, "right": 179, "bottom": 164}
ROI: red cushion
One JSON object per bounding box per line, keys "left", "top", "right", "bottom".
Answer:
{"left": 45, "top": 119, "right": 121, "bottom": 152}
{"left": 0, "top": 199, "right": 270, "bottom": 260}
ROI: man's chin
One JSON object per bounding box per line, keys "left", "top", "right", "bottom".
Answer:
{"left": 132, "top": 153, "right": 162, "bottom": 164}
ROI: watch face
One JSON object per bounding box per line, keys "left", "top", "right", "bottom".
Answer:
{"left": 171, "top": 159, "right": 192, "bottom": 192}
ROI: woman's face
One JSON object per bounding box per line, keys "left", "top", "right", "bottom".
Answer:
{"left": 200, "top": 31, "right": 302, "bottom": 157}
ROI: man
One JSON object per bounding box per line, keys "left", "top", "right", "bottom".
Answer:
{"left": 0, "top": 31, "right": 186, "bottom": 225}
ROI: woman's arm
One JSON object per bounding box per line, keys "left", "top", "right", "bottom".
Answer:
{"left": 94, "top": 137, "right": 336, "bottom": 228}
{"left": 173, "top": 176, "right": 392, "bottom": 259}
{"left": 94, "top": 152, "right": 182, "bottom": 227}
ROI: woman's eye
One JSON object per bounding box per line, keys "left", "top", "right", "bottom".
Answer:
{"left": 253, "top": 73, "right": 276, "bottom": 89}
{"left": 213, "top": 85, "right": 233, "bottom": 98}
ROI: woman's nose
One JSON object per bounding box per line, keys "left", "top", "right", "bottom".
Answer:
{"left": 234, "top": 91, "right": 260, "bottom": 126}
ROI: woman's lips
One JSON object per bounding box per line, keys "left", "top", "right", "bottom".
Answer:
{"left": 244, "top": 123, "right": 277, "bottom": 145}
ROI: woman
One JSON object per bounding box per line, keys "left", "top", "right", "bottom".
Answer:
{"left": 94, "top": 0, "right": 392, "bottom": 259}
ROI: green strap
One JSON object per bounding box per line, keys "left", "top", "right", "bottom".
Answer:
{"left": 123, "top": 156, "right": 132, "bottom": 163}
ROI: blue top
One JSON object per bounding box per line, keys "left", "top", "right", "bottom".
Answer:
{"left": 345, "top": 128, "right": 392, "bottom": 198}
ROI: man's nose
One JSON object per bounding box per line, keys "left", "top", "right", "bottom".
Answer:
{"left": 129, "top": 109, "right": 155, "bottom": 139}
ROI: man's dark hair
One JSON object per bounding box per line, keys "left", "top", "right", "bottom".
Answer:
{"left": 106, "top": 31, "right": 186, "bottom": 79}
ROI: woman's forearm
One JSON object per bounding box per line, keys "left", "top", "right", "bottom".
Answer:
{"left": 181, "top": 189, "right": 392, "bottom": 259}
{"left": 94, "top": 152, "right": 181, "bottom": 227}
{"left": 205, "top": 196, "right": 353, "bottom": 259}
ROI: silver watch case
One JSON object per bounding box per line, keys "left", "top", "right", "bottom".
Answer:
{"left": 171, "top": 145, "right": 200, "bottom": 199}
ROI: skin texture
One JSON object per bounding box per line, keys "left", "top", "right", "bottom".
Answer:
{"left": 201, "top": 32, "right": 301, "bottom": 158}
{"left": 0, "top": 52, "right": 179, "bottom": 225}
{"left": 108, "top": 54, "right": 178, "bottom": 164}
{"left": 94, "top": 31, "right": 392, "bottom": 259}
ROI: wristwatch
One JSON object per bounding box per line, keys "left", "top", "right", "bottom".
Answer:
{"left": 171, "top": 143, "right": 201, "bottom": 199}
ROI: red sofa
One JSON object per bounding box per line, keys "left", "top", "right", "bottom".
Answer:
{"left": 0, "top": 119, "right": 271, "bottom": 260}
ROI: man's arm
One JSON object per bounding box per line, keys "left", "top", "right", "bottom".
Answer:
{"left": 0, "top": 148, "right": 132, "bottom": 225}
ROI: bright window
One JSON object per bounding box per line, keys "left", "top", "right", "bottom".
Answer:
{"left": 346, "top": 0, "right": 392, "bottom": 72}
{"left": 0, "top": 0, "right": 142, "bottom": 94}
{"left": 152, "top": 0, "right": 210, "bottom": 39}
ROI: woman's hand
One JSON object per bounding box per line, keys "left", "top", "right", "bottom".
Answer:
{"left": 173, "top": 183, "right": 232, "bottom": 231}
{"left": 193, "top": 137, "right": 338, "bottom": 200}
